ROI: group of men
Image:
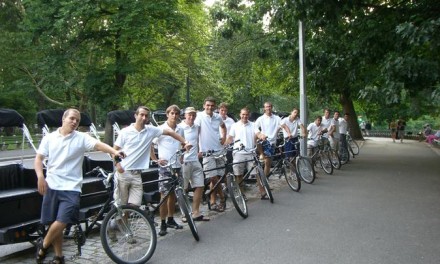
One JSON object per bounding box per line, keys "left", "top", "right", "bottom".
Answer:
{"left": 306, "top": 109, "right": 350, "bottom": 156}
{"left": 33, "top": 100, "right": 348, "bottom": 264}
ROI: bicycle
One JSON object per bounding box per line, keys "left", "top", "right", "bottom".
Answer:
{"left": 56, "top": 166, "right": 157, "bottom": 264}
{"left": 201, "top": 143, "right": 249, "bottom": 218}
{"left": 143, "top": 149, "right": 200, "bottom": 241}
{"left": 284, "top": 137, "right": 316, "bottom": 184}
{"left": 346, "top": 131, "right": 360, "bottom": 157}
{"left": 258, "top": 138, "right": 301, "bottom": 193}
{"left": 339, "top": 140, "right": 350, "bottom": 165}
{"left": 309, "top": 136, "right": 333, "bottom": 175}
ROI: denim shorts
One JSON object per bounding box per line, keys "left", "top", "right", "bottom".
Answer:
{"left": 41, "top": 188, "right": 80, "bottom": 225}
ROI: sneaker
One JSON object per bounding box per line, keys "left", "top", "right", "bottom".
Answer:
{"left": 166, "top": 219, "right": 183, "bottom": 229}
{"left": 49, "top": 256, "right": 65, "bottom": 264}
{"left": 159, "top": 223, "right": 167, "bottom": 236}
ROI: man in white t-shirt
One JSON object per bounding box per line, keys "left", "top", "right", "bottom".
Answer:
{"left": 255, "top": 102, "right": 281, "bottom": 177}
{"left": 195, "top": 97, "right": 227, "bottom": 212}
{"left": 280, "top": 107, "right": 307, "bottom": 158}
{"left": 179, "top": 107, "right": 210, "bottom": 221}
{"left": 339, "top": 113, "right": 349, "bottom": 155}
{"left": 321, "top": 108, "right": 333, "bottom": 134}
{"left": 226, "top": 107, "right": 264, "bottom": 199}
{"left": 328, "top": 111, "right": 340, "bottom": 152}
{"left": 115, "top": 106, "right": 190, "bottom": 237}
{"left": 307, "top": 116, "right": 326, "bottom": 157}
{"left": 218, "top": 102, "right": 235, "bottom": 139}
{"left": 35, "top": 109, "right": 124, "bottom": 264}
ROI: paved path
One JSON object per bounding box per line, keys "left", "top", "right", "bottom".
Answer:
{"left": 1, "top": 138, "right": 439, "bottom": 263}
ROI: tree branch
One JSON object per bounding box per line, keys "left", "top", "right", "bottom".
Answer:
{"left": 19, "top": 66, "right": 65, "bottom": 106}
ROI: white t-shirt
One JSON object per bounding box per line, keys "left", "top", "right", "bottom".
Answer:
{"left": 37, "top": 129, "right": 98, "bottom": 192}
{"left": 156, "top": 122, "right": 184, "bottom": 168}
{"left": 339, "top": 118, "right": 348, "bottom": 135}
{"left": 194, "top": 111, "right": 224, "bottom": 152}
{"left": 321, "top": 116, "right": 333, "bottom": 129}
{"left": 228, "top": 121, "right": 259, "bottom": 154}
{"left": 307, "top": 122, "right": 324, "bottom": 147}
{"left": 330, "top": 118, "right": 340, "bottom": 139}
{"left": 220, "top": 116, "right": 235, "bottom": 139}
{"left": 178, "top": 122, "right": 200, "bottom": 162}
{"left": 115, "top": 124, "right": 163, "bottom": 170}
{"left": 280, "top": 116, "right": 303, "bottom": 138}
{"left": 255, "top": 114, "right": 281, "bottom": 145}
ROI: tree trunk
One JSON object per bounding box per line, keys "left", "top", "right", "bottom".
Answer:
{"left": 340, "top": 91, "right": 364, "bottom": 140}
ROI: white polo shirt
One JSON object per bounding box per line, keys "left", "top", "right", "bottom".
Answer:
{"left": 307, "top": 122, "right": 324, "bottom": 147}
{"left": 38, "top": 129, "right": 98, "bottom": 192}
{"left": 255, "top": 114, "right": 281, "bottom": 145}
{"left": 178, "top": 122, "right": 200, "bottom": 162}
{"left": 194, "top": 111, "right": 224, "bottom": 152}
{"left": 339, "top": 118, "right": 348, "bottom": 135}
{"left": 321, "top": 116, "right": 333, "bottom": 129}
{"left": 331, "top": 118, "right": 340, "bottom": 139}
{"left": 220, "top": 116, "right": 235, "bottom": 139}
{"left": 156, "top": 122, "right": 184, "bottom": 168}
{"left": 115, "top": 124, "right": 163, "bottom": 170}
{"left": 280, "top": 116, "right": 303, "bottom": 138}
{"left": 229, "top": 121, "right": 259, "bottom": 154}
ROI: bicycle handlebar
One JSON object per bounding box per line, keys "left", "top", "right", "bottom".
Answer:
{"left": 155, "top": 148, "right": 187, "bottom": 168}
{"left": 85, "top": 166, "right": 114, "bottom": 188}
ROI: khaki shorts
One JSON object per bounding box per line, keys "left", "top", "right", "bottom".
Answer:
{"left": 202, "top": 153, "right": 225, "bottom": 178}
{"left": 232, "top": 154, "right": 255, "bottom": 176}
{"left": 182, "top": 160, "right": 204, "bottom": 189}
{"left": 114, "top": 170, "right": 143, "bottom": 206}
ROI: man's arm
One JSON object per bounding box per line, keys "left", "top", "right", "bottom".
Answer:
{"left": 95, "top": 141, "right": 124, "bottom": 157}
{"left": 34, "top": 153, "right": 47, "bottom": 195}
{"left": 280, "top": 123, "right": 291, "bottom": 138}
{"left": 300, "top": 124, "right": 307, "bottom": 138}
{"left": 219, "top": 123, "right": 227, "bottom": 145}
{"left": 163, "top": 129, "right": 192, "bottom": 150}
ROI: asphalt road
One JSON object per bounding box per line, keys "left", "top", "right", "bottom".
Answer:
{"left": 1, "top": 138, "right": 439, "bottom": 263}
{"left": 147, "top": 138, "right": 440, "bottom": 264}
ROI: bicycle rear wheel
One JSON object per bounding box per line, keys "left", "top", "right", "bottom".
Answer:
{"left": 176, "top": 188, "right": 199, "bottom": 241}
{"left": 296, "top": 156, "right": 315, "bottom": 184}
{"left": 101, "top": 205, "right": 156, "bottom": 264}
{"left": 283, "top": 160, "right": 301, "bottom": 192}
{"left": 319, "top": 152, "right": 333, "bottom": 175}
{"left": 227, "top": 174, "right": 248, "bottom": 218}
{"left": 256, "top": 166, "right": 274, "bottom": 203}
{"left": 329, "top": 150, "right": 341, "bottom": 169}
{"left": 349, "top": 139, "right": 360, "bottom": 155}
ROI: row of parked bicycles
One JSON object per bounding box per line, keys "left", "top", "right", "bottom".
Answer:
{"left": 61, "top": 133, "right": 360, "bottom": 264}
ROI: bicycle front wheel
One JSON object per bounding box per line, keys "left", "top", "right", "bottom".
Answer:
{"left": 283, "top": 160, "right": 301, "bottom": 192}
{"left": 329, "top": 150, "right": 341, "bottom": 169}
{"left": 256, "top": 166, "right": 274, "bottom": 203}
{"left": 227, "top": 174, "right": 248, "bottom": 218}
{"left": 349, "top": 139, "right": 360, "bottom": 155}
{"left": 319, "top": 152, "right": 334, "bottom": 175}
{"left": 101, "top": 205, "right": 156, "bottom": 264}
{"left": 296, "top": 156, "right": 315, "bottom": 184}
{"left": 176, "top": 188, "right": 199, "bottom": 241}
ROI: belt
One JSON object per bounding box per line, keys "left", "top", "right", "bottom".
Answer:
{"left": 128, "top": 170, "right": 142, "bottom": 175}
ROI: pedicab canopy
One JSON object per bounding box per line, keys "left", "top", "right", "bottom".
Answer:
{"left": 36, "top": 109, "right": 93, "bottom": 128}
{"left": 107, "top": 110, "right": 135, "bottom": 126}
{"left": 0, "top": 108, "right": 25, "bottom": 128}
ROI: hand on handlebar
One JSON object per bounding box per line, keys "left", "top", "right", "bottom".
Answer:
{"left": 113, "top": 151, "right": 126, "bottom": 163}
